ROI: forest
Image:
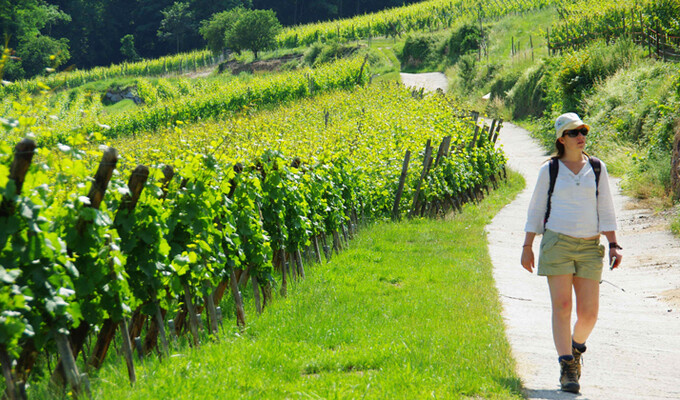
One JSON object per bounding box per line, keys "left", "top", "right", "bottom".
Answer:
{"left": 0, "top": 0, "right": 420, "bottom": 80}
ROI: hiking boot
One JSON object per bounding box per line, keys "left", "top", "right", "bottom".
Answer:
{"left": 572, "top": 346, "right": 585, "bottom": 379}
{"left": 559, "top": 358, "right": 580, "bottom": 393}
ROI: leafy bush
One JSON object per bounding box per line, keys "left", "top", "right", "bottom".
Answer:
{"left": 303, "top": 42, "right": 361, "bottom": 66}
{"left": 400, "top": 33, "right": 436, "bottom": 68}
{"left": 303, "top": 43, "right": 324, "bottom": 65}
{"left": 446, "top": 23, "right": 482, "bottom": 63}
{"left": 456, "top": 53, "right": 478, "bottom": 91}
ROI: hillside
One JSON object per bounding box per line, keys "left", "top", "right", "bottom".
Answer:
{"left": 2, "top": 0, "right": 680, "bottom": 398}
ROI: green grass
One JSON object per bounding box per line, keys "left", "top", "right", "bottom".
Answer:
{"left": 445, "top": 7, "right": 557, "bottom": 113}
{"left": 486, "top": 8, "right": 555, "bottom": 68}
{"left": 102, "top": 98, "right": 138, "bottom": 114}
{"left": 80, "top": 171, "right": 525, "bottom": 400}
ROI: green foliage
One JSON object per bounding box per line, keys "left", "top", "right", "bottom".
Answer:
{"left": 1, "top": 65, "right": 508, "bottom": 395}
{"left": 157, "top": 2, "right": 196, "bottom": 53}
{"left": 93, "top": 173, "right": 525, "bottom": 400}
{"left": 120, "top": 35, "right": 141, "bottom": 62}
{"left": 1, "top": 57, "right": 369, "bottom": 147}
{"left": 446, "top": 23, "right": 482, "bottom": 63}
{"left": 399, "top": 33, "right": 441, "bottom": 69}
{"left": 550, "top": 0, "right": 680, "bottom": 52}
{"left": 199, "top": 7, "right": 248, "bottom": 54}
{"left": 0, "top": 50, "right": 217, "bottom": 97}
{"left": 16, "top": 34, "right": 70, "bottom": 77}
{"left": 304, "top": 41, "right": 360, "bottom": 66}
{"left": 456, "top": 53, "right": 478, "bottom": 91}
{"left": 225, "top": 9, "right": 282, "bottom": 58}
{"left": 303, "top": 43, "right": 325, "bottom": 65}
{"left": 506, "top": 61, "right": 550, "bottom": 119}
{"left": 552, "top": 39, "right": 642, "bottom": 114}
{"left": 277, "top": 0, "right": 552, "bottom": 48}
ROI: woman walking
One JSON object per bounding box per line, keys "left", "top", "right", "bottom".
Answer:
{"left": 520, "top": 112, "right": 623, "bottom": 393}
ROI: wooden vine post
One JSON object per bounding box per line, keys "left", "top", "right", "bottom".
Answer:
{"left": 483, "top": 119, "right": 494, "bottom": 142}
{"left": 492, "top": 119, "right": 503, "bottom": 143}
{"left": 88, "top": 165, "right": 150, "bottom": 385}
{"left": 210, "top": 163, "right": 246, "bottom": 329}
{"left": 294, "top": 248, "right": 306, "bottom": 279}
{"left": 119, "top": 317, "right": 137, "bottom": 384}
{"left": 182, "top": 282, "right": 201, "bottom": 347}
{"left": 141, "top": 165, "right": 175, "bottom": 356}
{"left": 671, "top": 130, "right": 680, "bottom": 201}
{"left": 410, "top": 139, "right": 433, "bottom": 217}
{"left": 471, "top": 124, "right": 480, "bottom": 148}
{"left": 312, "top": 235, "right": 323, "bottom": 264}
{"left": 54, "top": 333, "right": 84, "bottom": 398}
{"left": 203, "top": 282, "right": 220, "bottom": 336}
{"left": 229, "top": 266, "right": 247, "bottom": 328}
{"left": 52, "top": 147, "right": 118, "bottom": 392}
{"left": 391, "top": 150, "right": 411, "bottom": 221}
{"left": 426, "top": 136, "right": 452, "bottom": 216}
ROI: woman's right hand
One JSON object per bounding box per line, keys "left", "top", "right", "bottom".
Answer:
{"left": 521, "top": 246, "right": 535, "bottom": 273}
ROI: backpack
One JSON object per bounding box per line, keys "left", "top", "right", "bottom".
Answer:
{"left": 544, "top": 156, "right": 601, "bottom": 226}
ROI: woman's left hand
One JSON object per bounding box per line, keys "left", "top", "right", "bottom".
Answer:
{"left": 609, "top": 248, "right": 622, "bottom": 269}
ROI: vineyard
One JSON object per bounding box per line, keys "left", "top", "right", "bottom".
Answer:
{"left": 548, "top": 0, "right": 680, "bottom": 59}
{"left": 276, "top": 0, "right": 556, "bottom": 47}
{"left": 2, "top": 57, "right": 370, "bottom": 146}
{"left": 0, "top": 0, "right": 561, "bottom": 101}
{"left": 0, "top": 50, "right": 222, "bottom": 98}
{"left": 0, "top": 64, "right": 506, "bottom": 397}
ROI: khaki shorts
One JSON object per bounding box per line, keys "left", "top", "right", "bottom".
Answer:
{"left": 538, "top": 229, "right": 605, "bottom": 282}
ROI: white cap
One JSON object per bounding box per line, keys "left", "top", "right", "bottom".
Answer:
{"left": 555, "top": 112, "right": 589, "bottom": 138}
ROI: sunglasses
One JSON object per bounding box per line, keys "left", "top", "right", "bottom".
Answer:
{"left": 563, "top": 128, "right": 589, "bottom": 138}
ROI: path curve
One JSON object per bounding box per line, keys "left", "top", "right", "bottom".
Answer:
{"left": 487, "top": 123, "right": 680, "bottom": 400}
{"left": 400, "top": 72, "right": 448, "bottom": 93}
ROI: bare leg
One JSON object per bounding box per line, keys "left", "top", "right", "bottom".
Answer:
{"left": 572, "top": 276, "right": 600, "bottom": 344}
{"left": 547, "top": 274, "right": 574, "bottom": 356}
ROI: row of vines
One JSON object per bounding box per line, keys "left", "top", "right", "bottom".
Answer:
{"left": 2, "top": 57, "right": 370, "bottom": 147}
{"left": 0, "top": 81, "right": 506, "bottom": 398}
{"left": 277, "top": 0, "right": 557, "bottom": 47}
{"left": 0, "top": 50, "right": 221, "bottom": 98}
{"left": 548, "top": 0, "right": 680, "bottom": 55}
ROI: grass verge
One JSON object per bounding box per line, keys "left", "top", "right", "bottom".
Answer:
{"left": 89, "top": 171, "right": 525, "bottom": 400}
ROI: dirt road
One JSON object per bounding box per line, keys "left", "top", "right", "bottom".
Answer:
{"left": 488, "top": 123, "right": 680, "bottom": 400}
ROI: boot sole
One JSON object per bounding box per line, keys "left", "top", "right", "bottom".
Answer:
{"left": 561, "top": 382, "right": 580, "bottom": 394}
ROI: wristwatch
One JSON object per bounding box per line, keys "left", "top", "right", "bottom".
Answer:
{"left": 608, "top": 242, "right": 623, "bottom": 250}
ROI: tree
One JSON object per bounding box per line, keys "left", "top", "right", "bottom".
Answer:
{"left": 199, "top": 7, "right": 247, "bottom": 54}
{"left": 17, "top": 34, "right": 70, "bottom": 77}
{"left": 0, "top": 1, "right": 71, "bottom": 79}
{"left": 120, "top": 34, "right": 141, "bottom": 61}
{"left": 225, "top": 9, "right": 281, "bottom": 58}
{"left": 189, "top": 0, "right": 252, "bottom": 26}
{"left": 157, "top": 2, "right": 195, "bottom": 53}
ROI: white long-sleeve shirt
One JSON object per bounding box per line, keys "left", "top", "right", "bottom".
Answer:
{"left": 525, "top": 158, "right": 617, "bottom": 238}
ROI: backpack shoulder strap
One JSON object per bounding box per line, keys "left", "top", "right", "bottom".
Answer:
{"left": 588, "top": 156, "right": 601, "bottom": 196}
{"left": 544, "top": 157, "right": 559, "bottom": 226}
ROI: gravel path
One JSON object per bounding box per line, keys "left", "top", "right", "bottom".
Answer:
{"left": 487, "top": 123, "right": 680, "bottom": 400}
